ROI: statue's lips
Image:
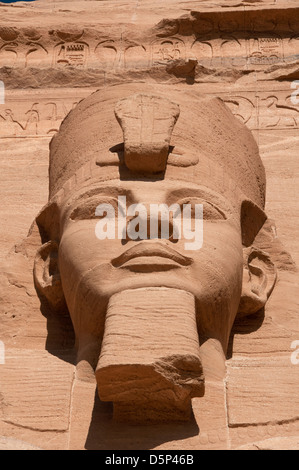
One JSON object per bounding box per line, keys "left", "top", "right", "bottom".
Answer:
{"left": 111, "top": 242, "right": 193, "bottom": 269}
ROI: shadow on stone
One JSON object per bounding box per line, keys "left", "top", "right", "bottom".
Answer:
{"left": 85, "top": 392, "right": 200, "bottom": 450}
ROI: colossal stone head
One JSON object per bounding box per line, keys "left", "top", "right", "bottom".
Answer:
{"left": 33, "top": 84, "right": 277, "bottom": 423}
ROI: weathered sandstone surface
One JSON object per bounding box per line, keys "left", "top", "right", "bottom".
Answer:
{"left": 0, "top": 0, "right": 298, "bottom": 450}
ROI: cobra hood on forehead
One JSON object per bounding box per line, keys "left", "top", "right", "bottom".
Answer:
{"left": 49, "top": 84, "right": 266, "bottom": 211}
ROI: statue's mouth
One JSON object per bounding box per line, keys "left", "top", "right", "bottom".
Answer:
{"left": 111, "top": 241, "right": 193, "bottom": 271}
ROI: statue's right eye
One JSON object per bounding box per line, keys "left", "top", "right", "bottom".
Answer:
{"left": 70, "top": 197, "right": 120, "bottom": 220}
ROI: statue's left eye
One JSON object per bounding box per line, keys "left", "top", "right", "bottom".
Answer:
{"left": 177, "top": 198, "right": 227, "bottom": 221}
{"left": 202, "top": 201, "right": 226, "bottom": 221}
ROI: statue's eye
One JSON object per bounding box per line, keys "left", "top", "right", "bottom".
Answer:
{"left": 202, "top": 201, "right": 226, "bottom": 221}
{"left": 177, "top": 198, "right": 227, "bottom": 221}
{"left": 70, "top": 197, "right": 121, "bottom": 220}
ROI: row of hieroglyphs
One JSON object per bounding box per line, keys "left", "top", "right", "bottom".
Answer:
{"left": 223, "top": 91, "right": 299, "bottom": 129}
{"left": 0, "top": 35, "right": 298, "bottom": 69}
{"left": 0, "top": 100, "right": 79, "bottom": 136}
{"left": 0, "top": 15, "right": 299, "bottom": 70}
{"left": 0, "top": 90, "right": 298, "bottom": 137}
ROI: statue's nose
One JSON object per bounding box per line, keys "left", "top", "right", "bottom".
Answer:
{"left": 125, "top": 204, "right": 178, "bottom": 242}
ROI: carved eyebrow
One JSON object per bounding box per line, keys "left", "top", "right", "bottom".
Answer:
{"left": 72, "top": 186, "right": 134, "bottom": 203}
{"left": 62, "top": 186, "right": 134, "bottom": 223}
{"left": 166, "top": 188, "right": 233, "bottom": 214}
{"left": 167, "top": 187, "right": 224, "bottom": 202}
{"left": 70, "top": 195, "right": 122, "bottom": 220}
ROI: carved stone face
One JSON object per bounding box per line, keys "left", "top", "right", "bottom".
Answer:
{"left": 58, "top": 178, "right": 243, "bottom": 351}
{"left": 34, "top": 89, "right": 276, "bottom": 422}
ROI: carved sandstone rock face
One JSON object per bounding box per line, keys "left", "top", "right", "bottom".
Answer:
{"left": 0, "top": 27, "right": 19, "bottom": 42}
{"left": 115, "top": 94, "right": 180, "bottom": 174}
{"left": 34, "top": 85, "right": 276, "bottom": 423}
{"left": 96, "top": 288, "right": 204, "bottom": 423}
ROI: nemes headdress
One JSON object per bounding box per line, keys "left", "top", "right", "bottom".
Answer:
{"left": 38, "top": 83, "right": 267, "bottom": 246}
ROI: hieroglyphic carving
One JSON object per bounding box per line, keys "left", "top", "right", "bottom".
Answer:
{"left": 23, "top": 28, "right": 42, "bottom": 42}
{"left": 43, "top": 102, "right": 59, "bottom": 134}
{"left": 25, "top": 43, "right": 48, "bottom": 67}
{"left": 1, "top": 90, "right": 297, "bottom": 138}
{"left": 259, "top": 94, "right": 299, "bottom": 129}
{"left": 223, "top": 96, "right": 257, "bottom": 128}
{"left": 0, "top": 23, "right": 296, "bottom": 71}
{"left": 288, "top": 36, "right": 299, "bottom": 60}
{"left": 222, "top": 91, "right": 299, "bottom": 130}
{"left": 0, "top": 43, "right": 18, "bottom": 67}
{"left": 54, "top": 42, "right": 89, "bottom": 67}
{"left": 124, "top": 45, "right": 148, "bottom": 70}
{"left": 95, "top": 40, "right": 117, "bottom": 70}
{"left": 151, "top": 38, "right": 185, "bottom": 65}
{"left": 248, "top": 35, "right": 284, "bottom": 66}
{"left": 24, "top": 103, "right": 40, "bottom": 135}
{"left": 0, "top": 99, "right": 82, "bottom": 136}
{"left": 220, "top": 36, "right": 247, "bottom": 68}
{"left": 55, "top": 29, "right": 84, "bottom": 43}
{"left": 191, "top": 39, "right": 213, "bottom": 67}
{"left": 0, "top": 109, "right": 24, "bottom": 136}
{"left": 191, "top": 32, "right": 288, "bottom": 70}
{"left": 0, "top": 27, "right": 48, "bottom": 68}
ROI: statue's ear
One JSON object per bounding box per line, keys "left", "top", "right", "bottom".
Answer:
{"left": 34, "top": 240, "right": 65, "bottom": 310}
{"left": 238, "top": 248, "right": 277, "bottom": 318}
{"left": 241, "top": 199, "right": 267, "bottom": 247}
{"left": 33, "top": 201, "right": 65, "bottom": 310}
